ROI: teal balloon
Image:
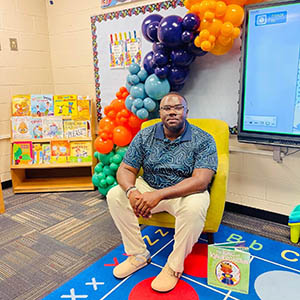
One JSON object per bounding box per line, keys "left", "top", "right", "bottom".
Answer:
{"left": 95, "top": 162, "right": 104, "bottom": 173}
{"left": 98, "top": 172, "right": 106, "bottom": 180}
{"left": 99, "top": 178, "right": 108, "bottom": 188}
{"left": 129, "top": 63, "right": 141, "bottom": 74}
{"left": 94, "top": 151, "right": 100, "bottom": 160}
{"left": 109, "top": 162, "right": 119, "bottom": 171}
{"left": 128, "top": 74, "right": 140, "bottom": 85}
{"left": 116, "top": 147, "right": 128, "bottom": 157}
{"left": 145, "top": 74, "right": 170, "bottom": 100}
{"left": 92, "top": 173, "right": 100, "bottom": 186}
{"left": 98, "top": 186, "right": 109, "bottom": 196}
{"left": 125, "top": 82, "right": 132, "bottom": 92}
{"left": 106, "top": 175, "right": 115, "bottom": 185}
{"left": 137, "top": 69, "right": 148, "bottom": 82}
{"left": 143, "top": 97, "right": 156, "bottom": 112}
{"left": 137, "top": 108, "right": 149, "bottom": 120}
{"left": 131, "top": 105, "right": 138, "bottom": 115}
{"left": 99, "top": 151, "right": 114, "bottom": 165}
{"left": 103, "top": 165, "right": 114, "bottom": 176}
{"left": 112, "top": 153, "right": 122, "bottom": 164}
{"left": 133, "top": 98, "right": 144, "bottom": 109}
{"left": 125, "top": 95, "right": 134, "bottom": 110}
{"left": 130, "top": 83, "right": 146, "bottom": 99}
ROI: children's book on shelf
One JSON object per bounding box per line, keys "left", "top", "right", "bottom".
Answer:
{"left": 13, "top": 141, "right": 33, "bottom": 165}
{"left": 42, "top": 143, "right": 51, "bottom": 164}
{"left": 12, "top": 95, "right": 31, "bottom": 116}
{"left": 32, "top": 143, "right": 43, "bottom": 164}
{"left": 42, "top": 117, "right": 63, "bottom": 139}
{"left": 31, "top": 94, "right": 54, "bottom": 117}
{"left": 53, "top": 95, "right": 78, "bottom": 117}
{"left": 70, "top": 141, "right": 92, "bottom": 163}
{"left": 11, "top": 117, "right": 31, "bottom": 139}
{"left": 207, "top": 241, "right": 250, "bottom": 294}
{"left": 63, "top": 119, "right": 89, "bottom": 138}
{"left": 29, "top": 118, "right": 43, "bottom": 139}
{"left": 77, "top": 96, "right": 91, "bottom": 119}
{"left": 50, "top": 140, "right": 70, "bottom": 163}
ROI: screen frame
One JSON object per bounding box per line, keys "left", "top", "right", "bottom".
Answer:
{"left": 237, "top": 0, "right": 300, "bottom": 148}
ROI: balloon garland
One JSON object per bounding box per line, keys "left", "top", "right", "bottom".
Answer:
{"left": 93, "top": 0, "right": 266, "bottom": 195}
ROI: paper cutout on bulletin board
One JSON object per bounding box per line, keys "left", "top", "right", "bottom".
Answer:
{"left": 109, "top": 33, "right": 125, "bottom": 69}
{"left": 125, "top": 31, "right": 142, "bottom": 66}
{"left": 101, "top": 0, "right": 141, "bottom": 9}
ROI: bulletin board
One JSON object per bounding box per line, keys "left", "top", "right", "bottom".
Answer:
{"left": 91, "top": 0, "right": 241, "bottom": 129}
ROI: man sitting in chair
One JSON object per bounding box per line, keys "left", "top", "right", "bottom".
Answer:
{"left": 107, "top": 92, "right": 218, "bottom": 292}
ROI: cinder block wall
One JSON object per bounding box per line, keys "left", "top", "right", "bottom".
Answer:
{"left": 0, "top": 0, "right": 54, "bottom": 181}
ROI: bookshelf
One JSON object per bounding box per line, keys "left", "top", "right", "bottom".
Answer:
{"left": 10, "top": 95, "right": 96, "bottom": 193}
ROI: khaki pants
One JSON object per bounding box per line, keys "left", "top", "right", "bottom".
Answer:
{"left": 106, "top": 176, "right": 210, "bottom": 273}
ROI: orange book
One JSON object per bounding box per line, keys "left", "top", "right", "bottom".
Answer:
{"left": 50, "top": 140, "right": 70, "bottom": 163}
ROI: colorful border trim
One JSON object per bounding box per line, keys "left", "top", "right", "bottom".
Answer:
{"left": 91, "top": 0, "right": 184, "bottom": 121}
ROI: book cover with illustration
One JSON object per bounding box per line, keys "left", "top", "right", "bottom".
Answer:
{"left": 31, "top": 94, "right": 54, "bottom": 117}
{"left": 29, "top": 118, "right": 43, "bottom": 139}
{"left": 42, "top": 117, "right": 63, "bottom": 139}
{"left": 77, "top": 96, "right": 91, "bottom": 119}
{"left": 63, "top": 119, "right": 88, "bottom": 138}
{"left": 12, "top": 95, "right": 31, "bottom": 116}
{"left": 11, "top": 117, "right": 31, "bottom": 139}
{"left": 32, "top": 143, "right": 43, "bottom": 164}
{"left": 53, "top": 95, "right": 78, "bottom": 117}
{"left": 42, "top": 143, "right": 51, "bottom": 164}
{"left": 13, "top": 141, "right": 33, "bottom": 165}
{"left": 69, "top": 141, "right": 92, "bottom": 163}
{"left": 50, "top": 140, "right": 70, "bottom": 163}
{"left": 207, "top": 241, "right": 250, "bottom": 294}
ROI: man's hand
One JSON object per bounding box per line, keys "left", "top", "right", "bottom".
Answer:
{"left": 128, "top": 189, "right": 142, "bottom": 217}
{"left": 134, "top": 191, "right": 162, "bottom": 218}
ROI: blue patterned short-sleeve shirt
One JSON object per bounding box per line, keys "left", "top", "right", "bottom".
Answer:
{"left": 123, "top": 120, "right": 218, "bottom": 189}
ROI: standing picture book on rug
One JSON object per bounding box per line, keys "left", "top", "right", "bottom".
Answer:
{"left": 207, "top": 241, "right": 250, "bottom": 294}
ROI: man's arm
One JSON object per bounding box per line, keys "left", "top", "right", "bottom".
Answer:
{"left": 156, "top": 168, "right": 215, "bottom": 200}
{"left": 116, "top": 162, "right": 139, "bottom": 193}
{"left": 135, "top": 168, "right": 215, "bottom": 217}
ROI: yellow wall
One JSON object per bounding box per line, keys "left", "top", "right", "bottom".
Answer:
{"left": 1, "top": 0, "right": 299, "bottom": 216}
{"left": 0, "top": 0, "right": 53, "bottom": 181}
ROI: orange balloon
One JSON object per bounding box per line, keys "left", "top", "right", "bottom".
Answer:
{"left": 111, "top": 98, "right": 125, "bottom": 112}
{"left": 215, "top": 1, "right": 227, "bottom": 17}
{"left": 224, "top": 0, "right": 246, "bottom": 6}
{"left": 94, "top": 137, "right": 114, "bottom": 154}
{"left": 119, "top": 86, "right": 127, "bottom": 93}
{"left": 99, "top": 117, "right": 115, "bottom": 131}
{"left": 200, "top": 18, "right": 223, "bottom": 35}
{"left": 223, "top": 4, "right": 244, "bottom": 27}
{"left": 128, "top": 114, "right": 143, "bottom": 129}
{"left": 113, "top": 126, "right": 132, "bottom": 146}
{"left": 210, "top": 39, "right": 234, "bottom": 55}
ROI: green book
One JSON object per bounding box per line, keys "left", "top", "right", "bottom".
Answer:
{"left": 207, "top": 241, "right": 250, "bottom": 294}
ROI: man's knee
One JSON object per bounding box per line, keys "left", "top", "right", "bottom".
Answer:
{"left": 181, "top": 193, "right": 209, "bottom": 221}
{"left": 106, "top": 184, "right": 126, "bottom": 208}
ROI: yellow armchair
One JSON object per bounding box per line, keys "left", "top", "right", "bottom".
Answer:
{"left": 138, "top": 118, "right": 229, "bottom": 243}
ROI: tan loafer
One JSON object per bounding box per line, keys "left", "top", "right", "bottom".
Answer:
{"left": 113, "top": 255, "right": 151, "bottom": 279}
{"left": 151, "top": 263, "right": 181, "bottom": 292}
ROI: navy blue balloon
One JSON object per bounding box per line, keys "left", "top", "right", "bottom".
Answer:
{"left": 168, "top": 66, "right": 189, "bottom": 85}
{"left": 141, "top": 14, "right": 163, "bottom": 42}
{"left": 171, "top": 83, "right": 185, "bottom": 91}
{"left": 187, "top": 40, "right": 208, "bottom": 57}
{"left": 147, "top": 21, "right": 160, "bottom": 43}
{"left": 153, "top": 51, "right": 169, "bottom": 67}
{"left": 181, "top": 30, "right": 194, "bottom": 43}
{"left": 158, "top": 15, "right": 183, "bottom": 48}
{"left": 152, "top": 42, "right": 169, "bottom": 54}
{"left": 143, "top": 51, "right": 155, "bottom": 74}
{"left": 154, "top": 66, "right": 169, "bottom": 79}
{"left": 182, "top": 13, "right": 200, "bottom": 31}
{"left": 170, "top": 49, "right": 195, "bottom": 67}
